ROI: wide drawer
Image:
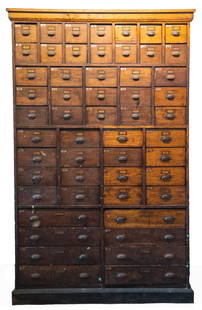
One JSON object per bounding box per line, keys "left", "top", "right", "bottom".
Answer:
{"left": 104, "top": 167, "right": 142, "bottom": 185}
{"left": 86, "top": 67, "right": 117, "bottom": 87}
{"left": 16, "top": 129, "right": 57, "bottom": 147}
{"left": 104, "top": 186, "right": 142, "bottom": 205}
{"left": 86, "top": 87, "right": 117, "bottom": 106}
{"left": 146, "top": 148, "right": 186, "bottom": 166}
{"left": 61, "top": 168, "right": 100, "bottom": 185}
{"left": 60, "top": 130, "right": 100, "bottom": 147}
{"left": 146, "top": 167, "right": 185, "bottom": 185}
{"left": 17, "top": 167, "right": 57, "bottom": 186}
{"left": 120, "top": 87, "right": 151, "bottom": 108}
{"left": 104, "top": 148, "right": 142, "bottom": 167}
{"left": 155, "top": 67, "right": 187, "bottom": 86}
{"left": 120, "top": 67, "right": 152, "bottom": 87}
{"left": 103, "top": 130, "right": 143, "bottom": 147}
{"left": 51, "top": 87, "right": 82, "bottom": 106}
{"left": 146, "top": 186, "right": 186, "bottom": 205}
{"left": 60, "top": 186, "right": 100, "bottom": 206}
{"left": 17, "top": 186, "right": 57, "bottom": 205}
{"left": 16, "top": 67, "right": 47, "bottom": 86}
{"left": 60, "top": 148, "right": 100, "bottom": 167}
{"left": 140, "top": 45, "right": 162, "bottom": 65}
{"left": 16, "top": 86, "right": 48, "bottom": 105}
{"left": 50, "top": 67, "right": 83, "bottom": 87}
{"left": 154, "top": 87, "right": 187, "bottom": 106}
{"left": 52, "top": 107, "right": 83, "bottom": 125}
{"left": 17, "top": 148, "right": 56, "bottom": 167}
{"left": 16, "top": 107, "right": 49, "bottom": 126}
{"left": 146, "top": 129, "right": 186, "bottom": 147}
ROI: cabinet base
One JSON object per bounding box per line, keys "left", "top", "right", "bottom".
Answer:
{"left": 12, "top": 287, "right": 194, "bottom": 304}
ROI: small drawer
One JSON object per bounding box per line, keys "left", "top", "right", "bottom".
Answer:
{"left": 16, "top": 67, "right": 47, "bottom": 86}
{"left": 91, "top": 44, "right": 112, "bottom": 64}
{"left": 86, "top": 67, "right": 117, "bottom": 87}
{"left": 17, "top": 167, "right": 57, "bottom": 186}
{"left": 146, "top": 148, "right": 186, "bottom": 167}
{"left": 155, "top": 67, "right": 187, "bottom": 86}
{"left": 140, "top": 25, "right": 162, "bottom": 43}
{"left": 60, "top": 130, "right": 100, "bottom": 147}
{"left": 115, "top": 44, "right": 137, "bottom": 63}
{"left": 91, "top": 25, "right": 112, "bottom": 43}
{"left": 103, "top": 130, "right": 143, "bottom": 147}
{"left": 146, "top": 129, "right": 186, "bottom": 147}
{"left": 65, "top": 44, "right": 87, "bottom": 64}
{"left": 50, "top": 67, "right": 82, "bottom": 87}
{"left": 17, "top": 148, "right": 56, "bottom": 167}
{"left": 165, "top": 45, "right": 187, "bottom": 65}
{"left": 146, "top": 186, "right": 186, "bottom": 205}
{"left": 86, "top": 107, "right": 117, "bottom": 126}
{"left": 104, "top": 148, "right": 142, "bottom": 167}
{"left": 115, "top": 25, "right": 137, "bottom": 43}
{"left": 60, "top": 148, "right": 100, "bottom": 167}
{"left": 120, "top": 106, "right": 152, "bottom": 125}
{"left": 140, "top": 45, "right": 162, "bottom": 65}
{"left": 16, "top": 107, "right": 49, "bottom": 126}
{"left": 65, "top": 23, "right": 88, "bottom": 43}
{"left": 104, "top": 186, "right": 142, "bottom": 205}
{"left": 16, "top": 87, "right": 48, "bottom": 106}
{"left": 61, "top": 168, "right": 100, "bottom": 185}
{"left": 15, "top": 43, "right": 37, "bottom": 64}
{"left": 146, "top": 167, "right": 185, "bottom": 185}
{"left": 120, "top": 87, "right": 151, "bottom": 108}
{"left": 104, "top": 167, "right": 142, "bottom": 186}
{"left": 52, "top": 107, "right": 82, "bottom": 125}
{"left": 16, "top": 129, "right": 56, "bottom": 147}
{"left": 51, "top": 87, "right": 82, "bottom": 106}
{"left": 15, "top": 24, "right": 37, "bottom": 42}
{"left": 120, "top": 67, "right": 152, "bottom": 86}
{"left": 40, "top": 24, "right": 63, "bottom": 43}
{"left": 155, "top": 107, "right": 186, "bottom": 126}
{"left": 17, "top": 186, "right": 57, "bottom": 205}
{"left": 86, "top": 88, "right": 117, "bottom": 106}
{"left": 40, "top": 44, "right": 62, "bottom": 63}
{"left": 61, "top": 186, "right": 100, "bottom": 206}
{"left": 166, "top": 25, "right": 187, "bottom": 43}
{"left": 155, "top": 87, "right": 186, "bottom": 106}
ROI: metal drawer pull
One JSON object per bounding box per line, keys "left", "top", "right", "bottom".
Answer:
{"left": 161, "top": 136, "right": 171, "bottom": 143}
{"left": 97, "top": 28, "right": 105, "bottom": 37}
{"left": 116, "top": 253, "right": 127, "bottom": 260}
{"left": 97, "top": 74, "right": 105, "bottom": 80}
{"left": 32, "top": 194, "right": 42, "bottom": 201}
{"left": 63, "top": 93, "right": 71, "bottom": 100}
{"left": 132, "top": 93, "right": 140, "bottom": 100}
{"left": 146, "top": 30, "right": 155, "bottom": 36}
{"left": 75, "top": 137, "right": 85, "bottom": 144}
{"left": 116, "top": 272, "right": 127, "bottom": 279}
{"left": 164, "top": 253, "right": 175, "bottom": 259}
{"left": 160, "top": 193, "right": 172, "bottom": 200}
{"left": 78, "top": 214, "right": 87, "bottom": 221}
{"left": 131, "top": 113, "right": 140, "bottom": 120}
{"left": 78, "top": 234, "right": 88, "bottom": 240}
{"left": 122, "top": 50, "right": 130, "bottom": 57}
{"left": 172, "top": 30, "right": 180, "bottom": 37}
{"left": 160, "top": 174, "right": 171, "bottom": 181}
{"left": 72, "top": 28, "right": 80, "bottom": 37}
{"left": 117, "top": 136, "right": 128, "bottom": 143}
{"left": 31, "top": 136, "right": 42, "bottom": 143}
{"left": 132, "top": 73, "right": 140, "bottom": 81}
{"left": 27, "top": 72, "right": 36, "bottom": 79}
{"left": 32, "top": 156, "right": 42, "bottom": 163}
{"left": 164, "top": 234, "right": 175, "bottom": 241}
{"left": 72, "top": 50, "right": 81, "bottom": 57}
{"left": 21, "top": 29, "right": 30, "bottom": 36}
{"left": 116, "top": 234, "right": 126, "bottom": 241}
{"left": 62, "top": 73, "right": 71, "bottom": 80}
{"left": 32, "top": 175, "right": 42, "bottom": 184}
{"left": 166, "top": 73, "right": 175, "bottom": 81}
{"left": 163, "top": 216, "right": 175, "bottom": 223}
{"left": 166, "top": 112, "right": 175, "bottom": 120}
{"left": 47, "top": 30, "right": 55, "bottom": 37}
{"left": 118, "top": 155, "right": 128, "bottom": 163}
{"left": 78, "top": 253, "right": 88, "bottom": 260}
{"left": 118, "top": 193, "right": 128, "bottom": 200}
{"left": 22, "top": 49, "right": 30, "bottom": 56}
{"left": 75, "top": 175, "right": 85, "bottom": 182}
{"left": 27, "top": 92, "right": 37, "bottom": 100}
{"left": 122, "top": 29, "right": 130, "bottom": 37}
{"left": 29, "top": 215, "right": 39, "bottom": 221}
{"left": 117, "top": 175, "right": 128, "bottom": 182}
{"left": 172, "top": 50, "right": 181, "bottom": 57}
{"left": 30, "top": 273, "right": 40, "bottom": 279}
{"left": 164, "top": 272, "right": 175, "bottom": 279}
{"left": 63, "top": 113, "right": 72, "bottom": 120}
{"left": 30, "top": 254, "right": 41, "bottom": 260}
{"left": 75, "top": 156, "right": 85, "bottom": 164}
{"left": 30, "top": 234, "right": 40, "bottom": 241}
{"left": 97, "top": 113, "right": 105, "bottom": 120}
{"left": 98, "top": 50, "right": 106, "bottom": 57}
{"left": 166, "top": 93, "right": 175, "bottom": 100}
{"left": 147, "top": 51, "right": 155, "bottom": 57}
{"left": 97, "top": 92, "right": 105, "bottom": 100}
{"left": 116, "top": 216, "right": 127, "bottom": 223}
{"left": 75, "top": 194, "right": 85, "bottom": 200}
{"left": 79, "top": 272, "right": 89, "bottom": 279}
{"left": 47, "top": 50, "right": 56, "bottom": 57}
{"left": 160, "top": 155, "right": 171, "bottom": 162}
{"left": 27, "top": 113, "right": 36, "bottom": 120}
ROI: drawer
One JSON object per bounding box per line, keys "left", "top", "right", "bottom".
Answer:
{"left": 17, "top": 167, "right": 57, "bottom": 186}
{"left": 60, "top": 186, "right": 100, "bottom": 206}
{"left": 115, "top": 44, "right": 137, "bottom": 64}
{"left": 105, "top": 266, "right": 186, "bottom": 286}
{"left": 166, "top": 25, "right": 187, "bottom": 43}
{"left": 146, "top": 148, "right": 186, "bottom": 166}
{"left": 155, "top": 107, "right": 186, "bottom": 126}
{"left": 91, "top": 44, "right": 113, "bottom": 64}
{"left": 120, "top": 106, "right": 152, "bottom": 125}
{"left": 16, "top": 67, "right": 47, "bottom": 86}
{"left": 104, "top": 209, "right": 185, "bottom": 228}
{"left": 65, "top": 23, "right": 88, "bottom": 43}
{"left": 65, "top": 44, "right": 87, "bottom": 64}
{"left": 155, "top": 87, "right": 186, "bottom": 106}
{"left": 15, "top": 24, "right": 37, "bottom": 43}
{"left": 146, "top": 129, "right": 186, "bottom": 147}
{"left": 60, "top": 148, "right": 100, "bottom": 167}
{"left": 16, "top": 86, "right": 48, "bottom": 105}
{"left": 17, "top": 265, "right": 101, "bottom": 288}
{"left": 50, "top": 67, "right": 82, "bottom": 87}
{"left": 147, "top": 186, "right": 186, "bottom": 205}
{"left": 86, "top": 88, "right": 117, "bottom": 106}
{"left": 19, "top": 247, "right": 101, "bottom": 265}
{"left": 115, "top": 25, "right": 137, "bottom": 43}
{"left": 104, "top": 186, "right": 142, "bottom": 205}
{"left": 104, "top": 148, "right": 142, "bottom": 167}
{"left": 165, "top": 45, "right": 187, "bottom": 65}
{"left": 16, "top": 107, "right": 49, "bottom": 126}
{"left": 60, "top": 130, "right": 100, "bottom": 147}
{"left": 40, "top": 44, "right": 62, "bottom": 63}
{"left": 140, "top": 25, "right": 162, "bottom": 43}
{"left": 17, "top": 148, "right": 56, "bottom": 167}
{"left": 146, "top": 167, "right": 185, "bottom": 185}
{"left": 104, "top": 167, "right": 142, "bottom": 185}
{"left": 40, "top": 24, "right": 63, "bottom": 43}
{"left": 52, "top": 107, "right": 82, "bottom": 125}
{"left": 18, "top": 209, "right": 100, "bottom": 227}
{"left": 91, "top": 25, "right": 112, "bottom": 43}
{"left": 51, "top": 87, "right": 82, "bottom": 106}
{"left": 140, "top": 45, "right": 162, "bottom": 65}
{"left": 17, "top": 186, "right": 57, "bottom": 205}
{"left": 86, "top": 107, "right": 117, "bottom": 126}
{"left": 103, "top": 130, "right": 143, "bottom": 147}
{"left": 61, "top": 168, "right": 100, "bottom": 185}
{"left": 105, "top": 246, "right": 186, "bottom": 265}
{"left": 16, "top": 129, "right": 57, "bottom": 147}
{"left": 86, "top": 67, "right": 117, "bottom": 87}
{"left": 120, "top": 67, "right": 152, "bottom": 87}
{"left": 155, "top": 67, "right": 187, "bottom": 86}
{"left": 120, "top": 87, "right": 151, "bottom": 108}
{"left": 104, "top": 228, "right": 186, "bottom": 246}
{"left": 15, "top": 43, "right": 37, "bottom": 64}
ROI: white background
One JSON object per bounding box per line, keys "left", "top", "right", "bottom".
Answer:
{"left": 0, "top": 0, "right": 201, "bottom": 308}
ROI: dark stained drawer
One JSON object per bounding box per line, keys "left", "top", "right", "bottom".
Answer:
{"left": 155, "top": 67, "right": 187, "bottom": 86}
{"left": 104, "top": 148, "right": 142, "bottom": 167}
{"left": 86, "top": 88, "right": 117, "bottom": 106}
{"left": 120, "top": 87, "right": 151, "bottom": 108}
{"left": 51, "top": 87, "right": 82, "bottom": 106}
{"left": 60, "top": 186, "right": 100, "bottom": 206}
{"left": 61, "top": 168, "right": 100, "bottom": 185}
{"left": 16, "top": 129, "right": 57, "bottom": 147}
{"left": 140, "top": 25, "right": 162, "bottom": 44}
{"left": 50, "top": 67, "right": 83, "bottom": 87}
{"left": 51, "top": 107, "right": 83, "bottom": 125}
{"left": 17, "top": 167, "right": 57, "bottom": 186}
{"left": 146, "top": 148, "right": 186, "bottom": 166}
{"left": 16, "top": 87, "right": 48, "bottom": 105}
{"left": 146, "top": 129, "right": 186, "bottom": 147}
{"left": 120, "top": 106, "right": 152, "bottom": 125}
{"left": 60, "top": 130, "right": 100, "bottom": 147}
{"left": 103, "top": 130, "right": 143, "bottom": 147}
{"left": 120, "top": 67, "right": 152, "bottom": 87}
{"left": 17, "top": 148, "right": 56, "bottom": 167}
{"left": 146, "top": 186, "right": 186, "bottom": 205}
{"left": 60, "top": 148, "right": 100, "bottom": 167}
{"left": 146, "top": 167, "right": 185, "bottom": 186}
{"left": 86, "top": 67, "right": 117, "bottom": 87}
{"left": 140, "top": 45, "right": 162, "bottom": 65}
{"left": 165, "top": 45, "right": 187, "bottom": 65}
{"left": 16, "top": 107, "right": 49, "bottom": 126}
{"left": 104, "top": 186, "right": 142, "bottom": 205}
{"left": 104, "top": 167, "right": 142, "bottom": 185}
{"left": 16, "top": 67, "right": 47, "bottom": 86}
{"left": 86, "top": 107, "right": 117, "bottom": 125}
{"left": 17, "top": 186, "right": 57, "bottom": 205}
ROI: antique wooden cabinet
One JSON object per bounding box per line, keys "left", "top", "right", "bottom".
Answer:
{"left": 7, "top": 8, "right": 195, "bottom": 304}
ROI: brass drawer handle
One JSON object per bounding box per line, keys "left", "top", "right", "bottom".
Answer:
{"left": 117, "top": 175, "right": 128, "bottom": 182}
{"left": 32, "top": 156, "right": 42, "bottom": 163}
{"left": 117, "top": 136, "right": 128, "bottom": 143}
{"left": 75, "top": 156, "right": 85, "bottom": 164}
{"left": 31, "top": 136, "right": 42, "bottom": 143}
{"left": 116, "top": 272, "right": 127, "bottom": 279}
{"left": 172, "top": 50, "right": 181, "bottom": 57}
{"left": 164, "top": 234, "right": 175, "bottom": 242}
{"left": 30, "top": 234, "right": 40, "bottom": 241}
{"left": 97, "top": 94, "right": 105, "bottom": 100}
{"left": 72, "top": 50, "right": 81, "bottom": 57}
{"left": 116, "top": 216, "right": 127, "bottom": 223}
{"left": 166, "top": 112, "right": 176, "bottom": 120}
{"left": 164, "top": 272, "right": 175, "bottom": 279}
{"left": 97, "top": 29, "right": 105, "bottom": 37}
{"left": 78, "top": 253, "right": 88, "bottom": 261}
{"left": 131, "top": 113, "right": 140, "bottom": 120}
{"left": 27, "top": 113, "right": 36, "bottom": 120}
{"left": 29, "top": 215, "right": 39, "bottom": 221}
{"left": 63, "top": 93, "right": 71, "bottom": 100}
{"left": 79, "top": 272, "right": 89, "bottom": 279}
{"left": 122, "top": 50, "right": 130, "bottom": 57}
{"left": 32, "top": 175, "right": 42, "bottom": 184}
{"left": 22, "top": 49, "right": 30, "bottom": 56}
{"left": 72, "top": 29, "right": 80, "bottom": 37}
{"left": 30, "top": 253, "right": 41, "bottom": 260}
{"left": 47, "top": 50, "right": 56, "bottom": 57}
{"left": 118, "top": 155, "right": 128, "bottom": 163}
{"left": 75, "top": 175, "right": 85, "bottom": 182}
{"left": 122, "top": 29, "right": 130, "bottom": 37}
{"left": 164, "top": 253, "right": 175, "bottom": 259}
{"left": 160, "top": 155, "right": 171, "bottom": 162}
{"left": 147, "top": 50, "right": 155, "bottom": 57}
{"left": 172, "top": 30, "right": 180, "bottom": 37}
{"left": 78, "top": 214, "right": 87, "bottom": 221}
{"left": 166, "top": 73, "right": 175, "bottom": 81}
{"left": 116, "top": 253, "right": 127, "bottom": 260}
{"left": 32, "top": 194, "right": 42, "bottom": 201}
{"left": 75, "top": 136, "right": 85, "bottom": 144}
{"left": 27, "top": 91, "right": 37, "bottom": 100}
{"left": 132, "top": 93, "right": 140, "bottom": 100}
{"left": 75, "top": 193, "right": 85, "bottom": 200}
{"left": 160, "top": 174, "right": 172, "bottom": 181}
{"left": 97, "top": 50, "right": 106, "bottom": 57}
{"left": 27, "top": 72, "right": 36, "bottom": 80}
{"left": 132, "top": 73, "right": 140, "bottom": 81}
{"left": 97, "top": 113, "right": 105, "bottom": 120}
{"left": 78, "top": 234, "right": 88, "bottom": 240}
{"left": 146, "top": 30, "right": 155, "bottom": 36}
{"left": 163, "top": 216, "right": 175, "bottom": 223}
{"left": 116, "top": 234, "right": 126, "bottom": 241}
{"left": 62, "top": 73, "right": 71, "bottom": 80}
{"left": 47, "top": 30, "right": 55, "bottom": 37}
{"left": 166, "top": 93, "right": 175, "bottom": 100}
{"left": 21, "top": 28, "right": 30, "bottom": 36}
{"left": 97, "top": 74, "right": 105, "bottom": 80}
{"left": 161, "top": 136, "right": 171, "bottom": 143}
{"left": 31, "top": 273, "right": 40, "bottom": 279}
{"left": 160, "top": 193, "right": 172, "bottom": 201}
{"left": 63, "top": 113, "right": 72, "bottom": 120}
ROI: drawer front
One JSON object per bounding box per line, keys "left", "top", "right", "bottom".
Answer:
{"left": 115, "top": 44, "right": 137, "bottom": 63}
{"left": 52, "top": 107, "right": 83, "bottom": 125}
{"left": 103, "top": 130, "right": 143, "bottom": 147}
{"left": 155, "top": 107, "right": 186, "bottom": 126}
{"left": 140, "top": 45, "right": 162, "bottom": 65}
{"left": 120, "top": 107, "right": 152, "bottom": 125}
{"left": 16, "top": 67, "right": 47, "bottom": 86}
{"left": 146, "top": 130, "right": 186, "bottom": 147}
{"left": 86, "top": 67, "right": 117, "bottom": 87}
{"left": 120, "top": 67, "right": 152, "bottom": 86}
{"left": 104, "top": 148, "right": 142, "bottom": 167}
{"left": 60, "top": 130, "right": 100, "bottom": 147}
{"left": 120, "top": 88, "right": 151, "bottom": 108}
{"left": 140, "top": 25, "right": 162, "bottom": 43}
{"left": 86, "top": 88, "right": 117, "bottom": 106}
{"left": 166, "top": 25, "right": 187, "bottom": 43}
{"left": 17, "top": 148, "right": 56, "bottom": 167}
{"left": 146, "top": 167, "right": 185, "bottom": 185}
{"left": 104, "top": 186, "right": 142, "bottom": 205}
{"left": 17, "top": 167, "right": 57, "bottom": 186}
{"left": 16, "top": 129, "right": 57, "bottom": 147}
{"left": 60, "top": 186, "right": 100, "bottom": 206}
{"left": 104, "top": 167, "right": 142, "bottom": 185}
{"left": 165, "top": 45, "right": 187, "bottom": 65}
{"left": 51, "top": 67, "right": 82, "bottom": 87}
{"left": 146, "top": 148, "right": 186, "bottom": 166}
{"left": 60, "top": 148, "right": 100, "bottom": 167}
{"left": 15, "top": 43, "right": 37, "bottom": 64}
{"left": 65, "top": 23, "right": 88, "bottom": 43}
{"left": 17, "top": 186, "right": 57, "bottom": 205}
{"left": 61, "top": 168, "right": 100, "bottom": 185}
{"left": 16, "top": 86, "right": 47, "bottom": 105}
{"left": 91, "top": 25, "right": 112, "bottom": 43}
{"left": 155, "top": 87, "right": 186, "bottom": 106}
{"left": 51, "top": 87, "right": 82, "bottom": 106}
{"left": 86, "top": 107, "right": 117, "bottom": 125}
{"left": 65, "top": 44, "right": 87, "bottom": 64}
{"left": 40, "top": 24, "right": 63, "bottom": 43}
{"left": 115, "top": 25, "right": 137, "bottom": 43}
{"left": 91, "top": 44, "right": 113, "bottom": 64}
{"left": 16, "top": 107, "right": 49, "bottom": 126}
{"left": 155, "top": 68, "right": 187, "bottom": 86}
{"left": 15, "top": 24, "right": 37, "bottom": 43}
{"left": 146, "top": 186, "right": 186, "bottom": 205}
{"left": 40, "top": 44, "right": 62, "bottom": 63}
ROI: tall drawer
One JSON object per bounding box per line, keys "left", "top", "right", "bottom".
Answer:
{"left": 61, "top": 168, "right": 100, "bottom": 185}
{"left": 155, "top": 107, "right": 186, "bottom": 126}
{"left": 60, "top": 130, "right": 100, "bottom": 147}
{"left": 86, "top": 67, "right": 117, "bottom": 87}
{"left": 16, "top": 67, "right": 47, "bottom": 86}
{"left": 120, "top": 87, "right": 151, "bottom": 108}
{"left": 104, "top": 167, "right": 142, "bottom": 185}
{"left": 50, "top": 67, "right": 82, "bottom": 87}
{"left": 15, "top": 24, "right": 37, "bottom": 43}
{"left": 15, "top": 43, "right": 37, "bottom": 64}
{"left": 16, "top": 129, "right": 56, "bottom": 147}
{"left": 51, "top": 87, "right": 82, "bottom": 106}
{"left": 155, "top": 87, "right": 186, "bottom": 106}
{"left": 86, "top": 88, "right": 117, "bottom": 106}
{"left": 17, "top": 186, "right": 57, "bottom": 205}
{"left": 146, "top": 186, "right": 186, "bottom": 205}
{"left": 40, "top": 24, "right": 63, "bottom": 43}
{"left": 115, "top": 25, "right": 137, "bottom": 43}
{"left": 17, "top": 148, "right": 56, "bottom": 167}
{"left": 16, "top": 107, "right": 49, "bottom": 126}
{"left": 103, "top": 130, "right": 143, "bottom": 147}
{"left": 60, "top": 148, "right": 100, "bottom": 167}
{"left": 120, "top": 106, "right": 152, "bottom": 125}
{"left": 40, "top": 44, "right": 63, "bottom": 64}
{"left": 120, "top": 67, "right": 152, "bottom": 87}
{"left": 17, "top": 167, "right": 57, "bottom": 186}
{"left": 60, "top": 186, "right": 99, "bottom": 206}
{"left": 146, "top": 148, "right": 186, "bottom": 166}
{"left": 104, "top": 148, "right": 142, "bottom": 167}
{"left": 16, "top": 87, "right": 48, "bottom": 105}
{"left": 65, "top": 23, "right": 88, "bottom": 43}
{"left": 146, "top": 129, "right": 186, "bottom": 147}
{"left": 86, "top": 107, "right": 117, "bottom": 125}
{"left": 146, "top": 167, "right": 185, "bottom": 185}
{"left": 51, "top": 107, "right": 83, "bottom": 125}
{"left": 104, "top": 186, "right": 142, "bottom": 205}
{"left": 155, "top": 67, "right": 187, "bottom": 86}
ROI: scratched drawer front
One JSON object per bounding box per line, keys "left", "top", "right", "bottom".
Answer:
{"left": 17, "top": 167, "right": 57, "bottom": 186}
{"left": 155, "top": 67, "right": 187, "bottom": 86}
{"left": 103, "top": 130, "right": 143, "bottom": 147}
{"left": 16, "top": 67, "right": 48, "bottom": 86}
{"left": 61, "top": 186, "right": 100, "bottom": 206}
{"left": 155, "top": 87, "right": 187, "bottom": 106}
{"left": 51, "top": 87, "right": 82, "bottom": 106}
{"left": 120, "top": 106, "right": 152, "bottom": 125}
{"left": 155, "top": 107, "right": 186, "bottom": 126}
{"left": 86, "top": 67, "right": 117, "bottom": 87}
{"left": 146, "top": 129, "right": 186, "bottom": 147}
{"left": 19, "top": 247, "right": 101, "bottom": 265}
{"left": 60, "top": 148, "right": 100, "bottom": 167}
{"left": 61, "top": 168, "right": 100, "bottom": 185}
{"left": 16, "top": 107, "right": 49, "bottom": 126}
{"left": 146, "top": 167, "right": 185, "bottom": 186}
{"left": 104, "top": 186, "right": 142, "bottom": 205}
{"left": 86, "top": 88, "right": 117, "bottom": 106}
{"left": 15, "top": 24, "right": 37, "bottom": 43}
{"left": 146, "top": 148, "right": 186, "bottom": 166}
{"left": 17, "top": 148, "right": 56, "bottom": 167}
{"left": 52, "top": 106, "right": 83, "bottom": 125}
{"left": 120, "top": 67, "right": 152, "bottom": 87}
{"left": 17, "top": 186, "right": 57, "bottom": 205}
{"left": 86, "top": 107, "right": 117, "bottom": 126}
{"left": 120, "top": 87, "right": 151, "bottom": 108}
{"left": 50, "top": 67, "right": 83, "bottom": 87}
{"left": 16, "top": 129, "right": 57, "bottom": 147}
{"left": 15, "top": 43, "right": 37, "bottom": 64}
{"left": 104, "top": 148, "right": 142, "bottom": 167}
{"left": 104, "top": 167, "right": 142, "bottom": 186}
{"left": 60, "top": 130, "right": 100, "bottom": 147}
{"left": 147, "top": 186, "right": 186, "bottom": 205}
{"left": 16, "top": 87, "right": 48, "bottom": 105}
{"left": 40, "top": 24, "right": 63, "bottom": 43}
